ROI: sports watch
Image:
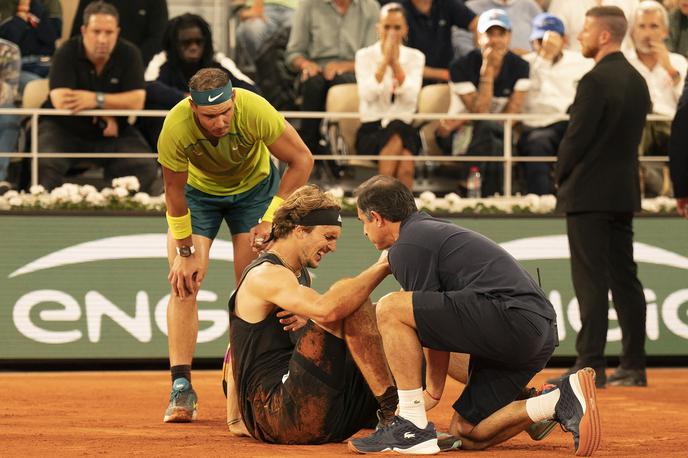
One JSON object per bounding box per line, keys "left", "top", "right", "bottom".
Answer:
{"left": 176, "top": 245, "right": 195, "bottom": 257}
{"left": 95, "top": 91, "right": 105, "bottom": 108}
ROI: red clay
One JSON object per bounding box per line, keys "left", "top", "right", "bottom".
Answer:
{"left": 2, "top": 368, "right": 686, "bottom": 456}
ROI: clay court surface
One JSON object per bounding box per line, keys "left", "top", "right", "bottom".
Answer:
{"left": 3, "top": 368, "right": 686, "bottom": 456}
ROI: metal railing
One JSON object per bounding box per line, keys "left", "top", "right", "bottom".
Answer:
{"left": 0, "top": 108, "right": 672, "bottom": 196}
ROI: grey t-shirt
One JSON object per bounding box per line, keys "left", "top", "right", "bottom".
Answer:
{"left": 388, "top": 212, "right": 555, "bottom": 319}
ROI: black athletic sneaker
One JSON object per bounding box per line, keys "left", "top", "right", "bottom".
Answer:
{"left": 348, "top": 416, "right": 440, "bottom": 455}
{"left": 554, "top": 368, "right": 601, "bottom": 456}
{"left": 607, "top": 367, "right": 647, "bottom": 387}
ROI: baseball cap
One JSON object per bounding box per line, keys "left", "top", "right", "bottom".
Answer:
{"left": 477, "top": 9, "right": 512, "bottom": 33}
{"left": 529, "top": 13, "right": 565, "bottom": 41}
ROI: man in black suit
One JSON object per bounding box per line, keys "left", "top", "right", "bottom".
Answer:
{"left": 669, "top": 78, "right": 688, "bottom": 218}
{"left": 553, "top": 6, "right": 651, "bottom": 388}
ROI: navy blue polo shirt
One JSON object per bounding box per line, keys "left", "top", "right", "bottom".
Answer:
{"left": 450, "top": 48, "right": 530, "bottom": 112}
{"left": 388, "top": 212, "right": 555, "bottom": 319}
{"left": 44, "top": 36, "right": 145, "bottom": 139}
{"left": 400, "top": 0, "right": 476, "bottom": 70}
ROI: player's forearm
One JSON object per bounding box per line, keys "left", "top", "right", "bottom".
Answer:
{"left": 163, "top": 172, "right": 192, "bottom": 246}
{"left": 317, "top": 263, "right": 389, "bottom": 322}
{"left": 275, "top": 151, "right": 314, "bottom": 198}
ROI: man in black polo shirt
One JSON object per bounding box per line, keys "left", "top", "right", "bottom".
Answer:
{"left": 349, "top": 175, "right": 602, "bottom": 456}
{"left": 39, "top": 0, "right": 158, "bottom": 192}
{"left": 400, "top": 0, "right": 477, "bottom": 84}
{"left": 436, "top": 8, "right": 530, "bottom": 196}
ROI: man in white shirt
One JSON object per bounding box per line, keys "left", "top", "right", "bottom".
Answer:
{"left": 548, "top": 0, "right": 637, "bottom": 52}
{"left": 355, "top": 2, "right": 425, "bottom": 189}
{"left": 627, "top": 1, "right": 687, "bottom": 196}
{"left": 518, "top": 13, "right": 593, "bottom": 195}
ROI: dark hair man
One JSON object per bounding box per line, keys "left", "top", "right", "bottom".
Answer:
{"left": 349, "top": 175, "right": 601, "bottom": 456}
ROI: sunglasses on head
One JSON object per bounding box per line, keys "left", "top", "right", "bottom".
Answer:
{"left": 180, "top": 37, "right": 205, "bottom": 47}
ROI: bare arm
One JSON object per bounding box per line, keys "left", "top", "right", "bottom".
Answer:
{"left": 162, "top": 166, "right": 190, "bottom": 242}
{"left": 162, "top": 166, "right": 204, "bottom": 298}
{"left": 242, "top": 259, "right": 390, "bottom": 323}
{"left": 423, "top": 67, "right": 450, "bottom": 82}
{"left": 50, "top": 88, "right": 146, "bottom": 111}
{"left": 503, "top": 90, "right": 527, "bottom": 114}
{"left": 267, "top": 120, "right": 315, "bottom": 198}
{"left": 101, "top": 89, "right": 146, "bottom": 110}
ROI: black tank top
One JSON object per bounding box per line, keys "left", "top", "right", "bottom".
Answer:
{"left": 229, "top": 252, "right": 310, "bottom": 436}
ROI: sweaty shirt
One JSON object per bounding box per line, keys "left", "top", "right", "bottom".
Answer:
{"left": 389, "top": 212, "right": 555, "bottom": 319}
{"left": 157, "top": 88, "right": 285, "bottom": 196}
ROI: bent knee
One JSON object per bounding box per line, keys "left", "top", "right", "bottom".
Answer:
{"left": 376, "top": 292, "right": 412, "bottom": 323}
{"left": 376, "top": 292, "right": 400, "bottom": 319}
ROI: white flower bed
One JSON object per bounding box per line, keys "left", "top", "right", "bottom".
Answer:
{"left": 0, "top": 180, "right": 679, "bottom": 214}
{"left": 0, "top": 177, "right": 166, "bottom": 211}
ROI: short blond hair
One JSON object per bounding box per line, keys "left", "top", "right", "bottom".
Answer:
{"left": 272, "top": 185, "right": 341, "bottom": 240}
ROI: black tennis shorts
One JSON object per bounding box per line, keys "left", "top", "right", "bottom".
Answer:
{"left": 413, "top": 290, "right": 557, "bottom": 426}
{"left": 248, "top": 321, "right": 378, "bottom": 444}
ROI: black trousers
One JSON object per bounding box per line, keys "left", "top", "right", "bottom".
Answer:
{"left": 517, "top": 121, "right": 568, "bottom": 195}
{"left": 466, "top": 121, "right": 504, "bottom": 197}
{"left": 566, "top": 212, "right": 647, "bottom": 370}
{"left": 38, "top": 119, "right": 159, "bottom": 193}
{"left": 299, "top": 72, "right": 356, "bottom": 154}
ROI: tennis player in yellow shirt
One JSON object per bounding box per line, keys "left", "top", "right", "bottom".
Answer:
{"left": 157, "top": 67, "right": 313, "bottom": 424}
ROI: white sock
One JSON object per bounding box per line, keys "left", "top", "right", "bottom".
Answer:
{"left": 525, "top": 388, "right": 561, "bottom": 423}
{"left": 398, "top": 388, "right": 428, "bottom": 429}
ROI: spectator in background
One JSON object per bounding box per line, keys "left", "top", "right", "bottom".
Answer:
{"left": 518, "top": 13, "right": 593, "bottom": 195}
{"left": 285, "top": 0, "right": 379, "bottom": 174}
{"left": 399, "top": 0, "right": 477, "bottom": 84}
{"left": 0, "top": 39, "right": 20, "bottom": 194}
{"left": 627, "top": 1, "right": 687, "bottom": 197}
{"left": 355, "top": 3, "right": 425, "bottom": 189}
{"left": 236, "top": 0, "right": 297, "bottom": 67}
{"left": 553, "top": 6, "right": 651, "bottom": 389}
{"left": 668, "top": 0, "right": 688, "bottom": 57}
{"left": 0, "top": 1, "right": 62, "bottom": 193}
{"left": 0, "top": 0, "right": 62, "bottom": 81}
{"left": 70, "top": 0, "right": 168, "bottom": 66}
{"left": 456, "top": 0, "right": 542, "bottom": 56}
{"left": 437, "top": 9, "right": 530, "bottom": 196}
{"left": 39, "top": 1, "right": 159, "bottom": 193}
{"left": 548, "top": 0, "right": 637, "bottom": 53}
{"left": 669, "top": 78, "right": 688, "bottom": 217}
{"left": 141, "top": 13, "right": 258, "bottom": 151}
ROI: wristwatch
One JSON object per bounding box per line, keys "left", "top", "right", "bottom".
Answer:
{"left": 95, "top": 91, "right": 105, "bottom": 108}
{"left": 176, "top": 245, "right": 195, "bottom": 257}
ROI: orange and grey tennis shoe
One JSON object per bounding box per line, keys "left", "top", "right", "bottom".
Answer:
{"left": 554, "top": 368, "right": 601, "bottom": 456}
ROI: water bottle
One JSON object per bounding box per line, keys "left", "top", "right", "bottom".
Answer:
{"left": 466, "top": 166, "right": 482, "bottom": 198}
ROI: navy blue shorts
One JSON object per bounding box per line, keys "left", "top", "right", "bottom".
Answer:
{"left": 412, "top": 290, "right": 557, "bottom": 425}
{"left": 185, "top": 162, "right": 280, "bottom": 239}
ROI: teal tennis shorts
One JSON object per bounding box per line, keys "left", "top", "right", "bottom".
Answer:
{"left": 185, "top": 162, "right": 280, "bottom": 239}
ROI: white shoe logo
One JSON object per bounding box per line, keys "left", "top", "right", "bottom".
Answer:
{"left": 404, "top": 432, "right": 415, "bottom": 439}
{"left": 208, "top": 92, "right": 224, "bottom": 103}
